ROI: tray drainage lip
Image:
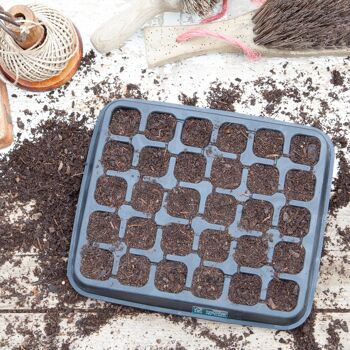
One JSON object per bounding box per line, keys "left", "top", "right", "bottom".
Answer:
{"left": 67, "top": 99, "right": 335, "bottom": 330}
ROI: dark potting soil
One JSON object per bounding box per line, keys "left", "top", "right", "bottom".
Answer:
{"left": 240, "top": 200, "right": 273, "bottom": 232}
{"left": 204, "top": 193, "right": 237, "bottom": 226}
{"left": 235, "top": 236, "right": 268, "bottom": 268}
{"left": 161, "top": 224, "right": 194, "bottom": 256}
{"left": 216, "top": 123, "right": 248, "bottom": 154}
{"left": 109, "top": 108, "right": 141, "bottom": 137}
{"left": 247, "top": 164, "right": 279, "bottom": 195}
{"left": 139, "top": 147, "right": 170, "bottom": 177}
{"left": 211, "top": 158, "right": 242, "bottom": 189}
{"left": 253, "top": 129, "right": 284, "bottom": 159}
{"left": 117, "top": 254, "right": 151, "bottom": 287}
{"left": 80, "top": 246, "right": 113, "bottom": 281}
{"left": 167, "top": 187, "right": 200, "bottom": 219}
{"left": 174, "top": 152, "right": 206, "bottom": 183}
{"left": 145, "top": 112, "right": 177, "bottom": 142}
{"left": 131, "top": 181, "right": 163, "bottom": 214}
{"left": 330, "top": 69, "right": 344, "bottom": 86}
{"left": 198, "top": 230, "right": 232, "bottom": 262}
{"left": 279, "top": 206, "right": 311, "bottom": 237}
{"left": 228, "top": 273, "right": 262, "bottom": 306}
{"left": 290, "top": 135, "right": 321, "bottom": 166}
{"left": 273, "top": 242, "right": 305, "bottom": 274}
{"left": 266, "top": 279, "right": 299, "bottom": 312}
{"left": 192, "top": 267, "right": 224, "bottom": 300}
{"left": 285, "top": 170, "right": 316, "bottom": 201}
{"left": 124, "top": 218, "right": 157, "bottom": 250}
{"left": 155, "top": 261, "right": 187, "bottom": 293}
{"left": 87, "top": 212, "right": 120, "bottom": 244}
{"left": 95, "top": 176, "right": 127, "bottom": 208}
{"left": 181, "top": 118, "right": 213, "bottom": 148}
{"left": 102, "top": 141, "right": 133, "bottom": 172}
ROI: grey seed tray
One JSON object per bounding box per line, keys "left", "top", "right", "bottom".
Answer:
{"left": 68, "top": 99, "right": 334, "bottom": 330}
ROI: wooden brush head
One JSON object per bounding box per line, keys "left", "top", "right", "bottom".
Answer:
{"left": 253, "top": 0, "right": 350, "bottom": 50}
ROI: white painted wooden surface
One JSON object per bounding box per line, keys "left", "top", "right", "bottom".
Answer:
{"left": 0, "top": 0, "right": 349, "bottom": 349}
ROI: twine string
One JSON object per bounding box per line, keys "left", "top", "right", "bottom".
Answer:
{"left": 0, "top": 4, "right": 77, "bottom": 84}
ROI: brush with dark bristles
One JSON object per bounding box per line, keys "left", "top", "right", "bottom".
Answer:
{"left": 91, "top": 0, "right": 220, "bottom": 53}
{"left": 144, "top": 0, "right": 350, "bottom": 67}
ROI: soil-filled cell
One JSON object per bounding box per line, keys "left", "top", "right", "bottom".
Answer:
{"left": 174, "top": 152, "right": 206, "bottom": 183}
{"left": 87, "top": 212, "right": 120, "bottom": 244}
{"left": 117, "top": 254, "right": 151, "bottom": 287}
{"left": 247, "top": 164, "right": 279, "bottom": 195}
{"left": 290, "top": 135, "right": 321, "bottom": 166}
{"left": 110, "top": 108, "right": 141, "bottom": 137}
{"left": 161, "top": 224, "right": 194, "bottom": 256}
{"left": 181, "top": 118, "right": 213, "bottom": 148}
{"left": 102, "top": 142, "right": 133, "bottom": 172}
{"left": 167, "top": 187, "right": 200, "bottom": 219}
{"left": 139, "top": 147, "right": 170, "bottom": 177}
{"left": 131, "top": 181, "right": 163, "bottom": 214}
{"left": 124, "top": 218, "right": 157, "bottom": 250}
{"left": 192, "top": 267, "right": 224, "bottom": 300}
{"left": 253, "top": 129, "right": 284, "bottom": 160}
{"left": 155, "top": 261, "right": 187, "bottom": 293}
{"left": 198, "top": 230, "right": 232, "bottom": 262}
{"left": 211, "top": 158, "right": 243, "bottom": 189}
{"left": 285, "top": 170, "right": 316, "bottom": 201}
{"left": 279, "top": 206, "right": 311, "bottom": 237}
{"left": 272, "top": 242, "right": 305, "bottom": 274}
{"left": 235, "top": 236, "right": 268, "bottom": 268}
{"left": 145, "top": 112, "right": 177, "bottom": 142}
{"left": 95, "top": 176, "right": 127, "bottom": 208}
{"left": 216, "top": 123, "right": 248, "bottom": 154}
{"left": 240, "top": 200, "right": 274, "bottom": 232}
{"left": 229, "top": 274, "right": 262, "bottom": 305}
{"left": 204, "top": 193, "right": 237, "bottom": 226}
{"left": 267, "top": 279, "right": 299, "bottom": 312}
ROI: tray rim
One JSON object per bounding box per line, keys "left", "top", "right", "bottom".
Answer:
{"left": 67, "top": 99, "right": 335, "bottom": 330}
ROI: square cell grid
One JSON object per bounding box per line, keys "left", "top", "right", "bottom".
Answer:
{"left": 68, "top": 99, "right": 334, "bottom": 330}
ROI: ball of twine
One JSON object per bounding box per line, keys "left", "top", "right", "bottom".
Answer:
{"left": 0, "top": 4, "right": 77, "bottom": 83}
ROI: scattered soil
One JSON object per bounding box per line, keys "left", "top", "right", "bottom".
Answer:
{"left": 155, "top": 261, "right": 187, "bottom": 293}
{"left": 95, "top": 176, "right": 127, "bottom": 208}
{"left": 192, "top": 267, "right": 224, "bottom": 300}
{"left": 109, "top": 108, "right": 141, "bottom": 137}
{"left": 207, "top": 82, "right": 243, "bottom": 112}
{"left": 211, "top": 158, "right": 242, "bottom": 189}
{"left": 279, "top": 206, "right": 311, "bottom": 237}
{"left": 139, "top": 147, "right": 170, "bottom": 177}
{"left": 329, "top": 151, "right": 350, "bottom": 215}
{"left": 337, "top": 226, "right": 350, "bottom": 250}
{"left": 285, "top": 170, "right": 316, "bottom": 201}
{"left": 290, "top": 135, "right": 321, "bottom": 166}
{"left": 229, "top": 273, "right": 262, "bottom": 305}
{"left": 204, "top": 193, "right": 237, "bottom": 226}
{"left": 167, "top": 187, "right": 200, "bottom": 219}
{"left": 198, "top": 230, "right": 232, "bottom": 262}
{"left": 241, "top": 200, "right": 273, "bottom": 232}
{"left": 174, "top": 152, "right": 206, "bottom": 183}
{"left": 161, "top": 224, "right": 194, "bottom": 256}
{"left": 80, "top": 246, "right": 113, "bottom": 281}
{"left": 216, "top": 123, "right": 248, "bottom": 154}
{"left": 181, "top": 118, "right": 213, "bottom": 148}
{"left": 178, "top": 92, "right": 198, "bottom": 106}
{"left": 266, "top": 279, "right": 299, "bottom": 311}
{"left": 131, "top": 181, "right": 163, "bottom": 214}
{"left": 102, "top": 142, "right": 133, "bottom": 172}
{"left": 253, "top": 129, "right": 284, "bottom": 159}
{"left": 247, "top": 164, "right": 279, "bottom": 195}
{"left": 330, "top": 70, "right": 344, "bottom": 86}
{"left": 272, "top": 242, "right": 305, "bottom": 274}
{"left": 145, "top": 113, "right": 177, "bottom": 142}
{"left": 117, "top": 254, "right": 151, "bottom": 287}
{"left": 124, "top": 218, "right": 157, "bottom": 250}
{"left": 325, "top": 318, "right": 349, "bottom": 350}
{"left": 87, "top": 212, "right": 120, "bottom": 244}
{"left": 235, "top": 236, "right": 268, "bottom": 268}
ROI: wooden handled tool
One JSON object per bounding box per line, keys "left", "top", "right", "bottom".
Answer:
{"left": 144, "top": 0, "right": 350, "bottom": 67}
{"left": 0, "top": 81, "right": 13, "bottom": 150}
{"left": 91, "top": 0, "right": 219, "bottom": 53}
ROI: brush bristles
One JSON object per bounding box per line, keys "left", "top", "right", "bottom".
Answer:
{"left": 183, "top": 0, "right": 220, "bottom": 16}
{"left": 252, "top": 0, "right": 350, "bottom": 50}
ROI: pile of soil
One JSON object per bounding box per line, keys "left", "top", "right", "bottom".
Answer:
{"left": 145, "top": 112, "right": 176, "bottom": 142}
{"left": 198, "top": 230, "right": 232, "bottom": 262}
{"left": 216, "top": 123, "right": 248, "bottom": 154}
{"left": 211, "top": 158, "right": 242, "bottom": 189}
{"left": 192, "top": 267, "right": 224, "bottom": 300}
{"left": 181, "top": 118, "right": 213, "bottom": 148}
{"left": 247, "top": 164, "right": 279, "bottom": 195}
{"left": 253, "top": 129, "right": 284, "bottom": 159}
{"left": 229, "top": 274, "right": 262, "bottom": 306}
{"left": 285, "top": 170, "right": 315, "bottom": 201}
{"left": 117, "top": 254, "right": 151, "bottom": 287}
{"left": 139, "top": 147, "right": 170, "bottom": 177}
{"left": 155, "top": 261, "right": 187, "bottom": 293}
{"left": 131, "top": 181, "right": 163, "bottom": 214}
{"left": 272, "top": 242, "right": 305, "bottom": 274}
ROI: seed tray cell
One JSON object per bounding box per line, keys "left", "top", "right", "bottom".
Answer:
{"left": 68, "top": 99, "right": 334, "bottom": 330}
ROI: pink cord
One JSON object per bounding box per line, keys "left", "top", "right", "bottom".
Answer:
{"left": 201, "top": 0, "right": 228, "bottom": 24}
{"left": 251, "top": 0, "right": 267, "bottom": 6}
{"left": 176, "top": 29, "right": 261, "bottom": 61}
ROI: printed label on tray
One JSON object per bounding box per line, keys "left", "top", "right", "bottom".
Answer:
{"left": 192, "top": 306, "right": 229, "bottom": 319}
